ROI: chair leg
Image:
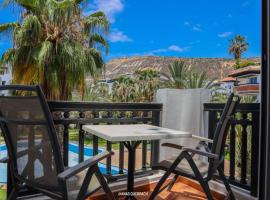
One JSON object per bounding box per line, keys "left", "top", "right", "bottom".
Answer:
{"left": 95, "top": 166, "right": 116, "bottom": 200}
{"left": 7, "top": 173, "right": 18, "bottom": 200}
{"left": 218, "top": 167, "right": 236, "bottom": 200}
{"left": 185, "top": 155, "right": 214, "bottom": 200}
{"left": 167, "top": 174, "right": 179, "bottom": 191}
{"left": 7, "top": 188, "right": 17, "bottom": 200}
{"left": 148, "top": 169, "right": 173, "bottom": 200}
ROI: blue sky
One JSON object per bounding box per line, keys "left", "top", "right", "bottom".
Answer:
{"left": 0, "top": 0, "right": 261, "bottom": 61}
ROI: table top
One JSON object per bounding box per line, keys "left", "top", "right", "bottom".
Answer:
{"left": 82, "top": 124, "right": 192, "bottom": 142}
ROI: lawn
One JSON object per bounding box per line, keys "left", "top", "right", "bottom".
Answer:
{"left": 0, "top": 188, "right": 6, "bottom": 200}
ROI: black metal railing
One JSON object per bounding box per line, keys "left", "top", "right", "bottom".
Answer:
{"left": 204, "top": 103, "right": 260, "bottom": 196}
{"left": 1, "top": 102, "right": 162, "bottom": 198}
{"left": 48, "top": 102, "right": 162, "bottom": 178}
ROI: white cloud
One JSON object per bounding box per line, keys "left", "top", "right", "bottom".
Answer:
{"left": 109, "top": 29, "right": 132, "bottom": 42}
{"left": 192, "top": 26, "right": 202, "bottom": 32}
{"left": 90, "top": 0, "right": 124, "bottom": 23}
{"left": 149, "top": 45, "right": 188, "bottom": 54}
{"left": 168, "top": 45, "right": 184, "bottom": 52}
{"left": 218, "top": 32, "right": 232, "bottom": 38}
{"left": 184, "top": 22, "right": 202, "bottom": 32}
{"left": 184, "top": 21, "right": 190, "bottom": 26}
{"left": 193, "top": 24, "right": 202, "bottom": 32}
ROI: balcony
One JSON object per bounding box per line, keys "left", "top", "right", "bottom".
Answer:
{"left": 234, "top": 84, "right": 260, "bottom": 95}
{"left": 0, "top": 101, "right": 260, "bottom": 200}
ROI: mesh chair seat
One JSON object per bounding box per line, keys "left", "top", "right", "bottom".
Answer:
{"left": 153, "top": 156, "right": 209, "bottom": 178}
{"left": 67, "top": 169, "right": 101, "bottom": 200}
{"left": 0, "top": 85, "right": 115, "bottom": 200}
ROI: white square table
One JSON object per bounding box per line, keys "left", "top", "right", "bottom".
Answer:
{"left": 83, "top": 124, "right": 192, "bottom": 199}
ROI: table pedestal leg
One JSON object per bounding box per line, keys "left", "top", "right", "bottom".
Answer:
{"left": 123, "top": 141, "right": 141, "bottom": 200}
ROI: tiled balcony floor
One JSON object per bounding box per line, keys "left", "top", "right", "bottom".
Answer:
{"left": 90, "top": 177, "right": 223, "bottom": 200}
{"left": 17, "top": 178, "right": 223, "bottom": 200}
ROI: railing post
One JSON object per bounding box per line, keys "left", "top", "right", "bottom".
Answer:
{"left": 93, "top": 111, "right": 99, "bottom": 156}
{"left": 251, "top": 111, "right": 260, "bottom": 196}
{"left": 106, "top": 141, "right": 112, "bottom": 175}
{"left": 151, "top": 110, "right": 161, "bottom": 166}
{"left": 63, "top": 111, "right": 69, "bottom": 166}
{"left": 208, "top": 110, "right": 217, "bottom": 140}
{"left": 240, "top": 113, "right": 248, "bottom": 185}
{"left": 229, "top": 119, "right": 236, "bottom": 181}
{"left": 79, "top": 111, "right": 85, "bottom": 163}
{"left": 142, "top": 141, "right": 147, "bottom": 170}
{"left": 119, "top": 142, "right": 124, "bottom": 174}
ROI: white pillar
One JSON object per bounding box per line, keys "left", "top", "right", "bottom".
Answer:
{"left": 155, "top": 88, "right": 210, "bottom": 161}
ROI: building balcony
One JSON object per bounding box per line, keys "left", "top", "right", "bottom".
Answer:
{"left": 234, "top": 84, "right": 260, "bottom": 95}
{"left": 0, "top": 101, "right": 260, "bottom": 200}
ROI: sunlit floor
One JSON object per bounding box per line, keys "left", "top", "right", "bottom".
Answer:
{"left": 90, "top": 178, "right": 223, "bottom": 200}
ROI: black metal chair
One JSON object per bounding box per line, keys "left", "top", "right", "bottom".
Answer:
{"left": 149, "top": 93, "right": 240, "bottom": 200}
{"left": 0, "top": 85, "right": 115, "bottom": 200}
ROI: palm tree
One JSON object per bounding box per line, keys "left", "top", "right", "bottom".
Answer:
{"left": 83, "top": 82, "right": 110, "bottom": 102}
{"left": 228, "top": 35, "right": 249, "bottom": 60}
{"left": 164, "top": 61, "right": 214, "bottom": 89}
{"left": 111, "top": 76, "right": 135, "bottom": 102}
{"left": 185, "top": 71, "right": 214, "bottom": 89}
{"left": 0, "top": 0, "right": 109, "bottom": 100}
{"left": 164, "top": 61, "right": 189, "bottom": 89}
{"left": 134, "top": 68, "right": 160, "bottom": 102}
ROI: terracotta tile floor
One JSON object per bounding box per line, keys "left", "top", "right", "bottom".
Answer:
{"left": 90, "top": 178, "right": 222, "bottom": 200}
{"left": 119, "top": 182, "right": 212, "bottom": 200}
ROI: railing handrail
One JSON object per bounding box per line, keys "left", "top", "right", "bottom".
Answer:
{"left": 204, "top": 103, "right": 260, "bottom": 112}
{"left": 48, "top": 101, "right": 163, "bottom": 111}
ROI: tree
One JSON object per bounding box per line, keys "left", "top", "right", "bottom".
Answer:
{"left": 185, "top": 71, "right": 214, "bottom": 89}
{"left": 164, "top": 61, "right": 189, "bottom": 89}
{"left": 0, "top": 0, "right": 109, "bottom": 100}
{"left": 134, "top": 68, "right": 160, "bottom": 102}
{"left": 111, "top": 76, "right": 135, "bottom": 102}
{"left": 82, "top": 82, "right": 110, "bottom": 102}
{"left": 164, "top": 61, "right": 214, "bottom": 89}
{"left": 228, "top": 35, "right": 249, "bottom": 61}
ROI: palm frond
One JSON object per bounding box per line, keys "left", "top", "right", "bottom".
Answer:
{"left": 0, "top": 22, "right": 20, "bottom": 33}
{"left": 89, "top": 33, "right": 109, "bottom": 54}
{"left": 84, "top": 11, "right": 109, "bottom": 34}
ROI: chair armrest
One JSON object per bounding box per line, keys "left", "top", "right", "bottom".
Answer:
{"left": 192, "top": 135, "right": 213, "bottom": 143}
{"left": 161, "top": 143, "right": 183, "bottom": 150}
{"left": 58, "top": 151, "right": 114, "bottom": 180}
{"left": 0, "top": 157, "right": 8, "bottom": 163}
{"left": 182, "top": 147, "right": 218, "bottom": 160}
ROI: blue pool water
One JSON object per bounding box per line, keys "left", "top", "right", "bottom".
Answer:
{"left": 0, "top": 143, "right": 120, "bottom": 183}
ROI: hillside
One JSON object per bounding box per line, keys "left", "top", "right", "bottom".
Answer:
{"left": 105, "top": 56, "right": 260, "bottom": 80}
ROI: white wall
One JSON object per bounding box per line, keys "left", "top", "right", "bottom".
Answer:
{"left": 155, "top": 88, "right": 210, "bottom": 161}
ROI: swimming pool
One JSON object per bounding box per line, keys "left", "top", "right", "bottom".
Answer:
{"left": 0, "top": 143, "right": 121, "bottom": 183}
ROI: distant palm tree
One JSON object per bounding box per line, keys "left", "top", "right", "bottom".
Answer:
{"left": 83, "top": 83, "right": 110, "bottom": 102}
{"left": 111, "top": 76, "right": 135, "bottom": 102}
{"left": 134, "top": 68, "right": 160, "bottom": 102}
{"left": 0, "top": 0, "right": 109, "bottom": 100}
{"left": 165, "top": 61, "right": 189, "bottom": 89}
{"left": 164, "top": 61, "right": 214, "bottom": 89}
{"left": 185, "top": 71, "right": 214, "bottom": 89}
{"left": 228, "top": 35, "right": 249, "bottom": 60}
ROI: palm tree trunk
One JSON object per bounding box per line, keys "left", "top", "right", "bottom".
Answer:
{"left": 60, "top": 71, "right": 69, "bottom": 101}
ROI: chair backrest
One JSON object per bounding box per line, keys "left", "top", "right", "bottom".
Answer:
{"left": 0, "top": 85, "right": 64, "bottom": 191}
{"left": 210, "top": 93, "right": 240, "bottom": 157}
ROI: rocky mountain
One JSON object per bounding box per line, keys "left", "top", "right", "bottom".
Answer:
{"left": 105, "top": 56, "right": 260, "bottom": 80}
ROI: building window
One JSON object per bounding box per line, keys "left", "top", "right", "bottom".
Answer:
{"left": 249, "top": 77, "right": 258, "bottom": 84}
{"left": 2, "top": 81, "right": 6, "bottom": 85}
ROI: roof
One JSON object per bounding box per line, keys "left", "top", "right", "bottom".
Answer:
{"left": 229, "top": 65, "right": 260, "bottom": 77}
{"left": 219, "top": 77, "right": 238, "bottom": 83}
